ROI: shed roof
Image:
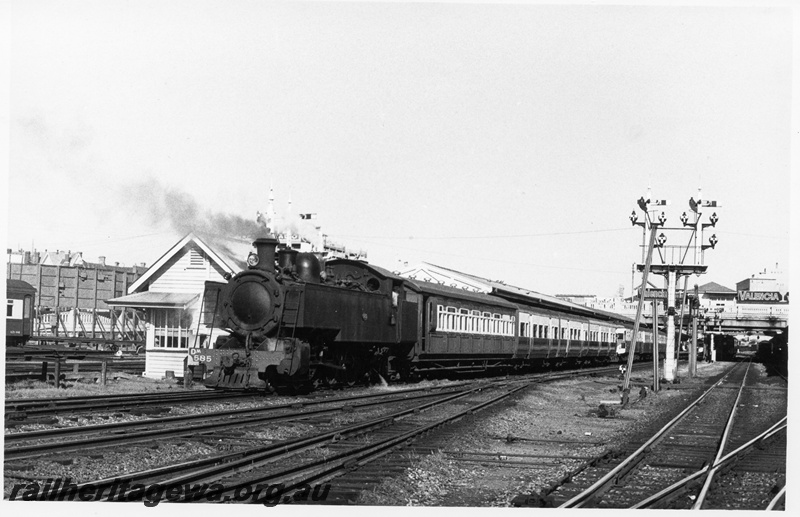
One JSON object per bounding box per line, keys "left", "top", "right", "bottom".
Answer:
{"left": 411, "top": 280, "right": 520, "bottom": 310}
{"left": 107, "top": 292, "right": 199, "bottom": 309}
{"left": 7, "top": 279, "right": 36, "bottom": 293}
{"left": 399, "top": 262, "right": 633, "bottom": 324}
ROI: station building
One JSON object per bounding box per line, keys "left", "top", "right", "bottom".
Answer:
{"left": 107, "top": 233, "right": 250, "bottom": 378}
{"left": 106, "top": 230, "right": 369, "bottom": 379}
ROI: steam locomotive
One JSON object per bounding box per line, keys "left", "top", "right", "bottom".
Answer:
{"left": 197, "top": 236, "right": 664, "bottom": 391}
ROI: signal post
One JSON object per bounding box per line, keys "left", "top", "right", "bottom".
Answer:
{"left": 627, "top": 188, "right": 719, "bottom": 387}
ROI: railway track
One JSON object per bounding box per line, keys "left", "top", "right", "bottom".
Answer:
{"left": 14, "top": 364, "right": 637, "bottom": 502}
{"left": 4, "top": 383, "right": 481, "bottom": 461}
{"left": 36, "top": 379, "right": 530, "bottom": 503}
{"left": 5, "top": 390, "right": 254, "bottom": 418}
{"left": 544, "top": 361, "right": 787, "bottom": 510}
{"left": 5, "top": 362, "right": 633, "bottom": 422}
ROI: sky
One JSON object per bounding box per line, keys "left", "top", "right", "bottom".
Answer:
{"left": 4, "top": 0, "right": 795, "bottom": 299}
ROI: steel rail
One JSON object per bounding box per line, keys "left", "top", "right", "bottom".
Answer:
{"left": 33, "top": 365, "right": 637, "bottom": 502}
{"left": 47, "top": 386, "right": 484, "bottom": 500}
{"left": 4, "top": 387, "right": 475, "bottom": 460}
{"left": 241, "top": 384, "right": 533, "bottom": 504}
{"left": 4, "top": 382, "right": 475, "bottom": 443}
{"left": 630, "top": 418, "right": 787, "bottom": 509}
{"left": 5, "top": 364, "right": 628, "bottom": 444}
{"left": 7, "top": 390, "right": 229, "bottom": 406}
{"left": 765, "top": 486, "right": 786, "bottom": 511}
{"left": 558, "top": 362, "right": 744, "bottom": 508}
{"left": 5, "top": 391, "right": 252, "bottom": 416}
{"left": 692, "top": 362, "right": 751, "bottom": 509}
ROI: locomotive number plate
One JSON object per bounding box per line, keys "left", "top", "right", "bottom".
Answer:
{"left": 189, "top": 348, "right": 214, "bottom": 364}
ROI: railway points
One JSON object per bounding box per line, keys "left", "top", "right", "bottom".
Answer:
{"left": 4, "top": 195, "right": 788, "bottom": 509}
{"left": 545, "top": 361, "right": 787, "bottom": 510}
{"left": 5, "top": 365, "right": 637, "bottom": 499}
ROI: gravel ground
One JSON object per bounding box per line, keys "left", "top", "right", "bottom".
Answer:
{"left": 4, "top": 376, "right": 203, "bottom": 399}
{"left": 359, "top": 362, "right": 738, "bottom": 506}
{"left": 3, "top": 380, "right": 472, "bottom": 498}
{"left": 10, "top": 364, "right": 776, "bottom": 507}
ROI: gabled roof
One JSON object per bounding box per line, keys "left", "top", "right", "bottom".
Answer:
{"left": 127, "top": 232, "right": 253, "bottom": 294}
{"left": 698, "top": 281, "right": 736, "bottom": 294}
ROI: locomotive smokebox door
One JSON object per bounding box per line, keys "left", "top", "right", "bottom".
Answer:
{"left": 221, "top": 271, "right": 285, "bottom": 336}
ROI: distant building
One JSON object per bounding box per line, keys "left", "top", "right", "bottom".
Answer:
{"left": 695, "top": 282, "right": 737, "bottom": 311}
{"left": 554, "top": 294, "right": 597, "bottom": 305}
{"left": 736, "top": 263, "right": 788, "bottom": 304}
{"left": 6, "top": 247, "right": 145, "bottom": 270}
{"left": 6, "top": 247, "right": 147, "bottom": 343}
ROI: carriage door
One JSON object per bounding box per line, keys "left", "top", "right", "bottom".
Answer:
{"left": 23, "top": 295, "right": 33, "bottom": 336}
{"left": 517, "top": 312, "right": 531, "bottom": 359}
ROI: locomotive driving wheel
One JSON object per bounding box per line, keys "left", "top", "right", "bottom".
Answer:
{"left": 341, "top": 351, "right": 362, "bottom": 387}
{"left": 322, "top": 349, "right": 364, "bottom": 387}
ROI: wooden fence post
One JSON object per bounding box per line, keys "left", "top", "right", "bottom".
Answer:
{"left": 183, "top": 356, "right": 193, "bottom": 388}
{"left": 100, "top": 360, "right": 107, "bottom": 386}
{"left": 53, "top": 359, "right": 61, "bottom": 388}
{"left": 40, "top": 361, "right": 48, "bottom": 382}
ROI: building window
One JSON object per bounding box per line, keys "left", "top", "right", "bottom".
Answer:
{"left": 151, "top": 309, "right": 192, "bottom": 349}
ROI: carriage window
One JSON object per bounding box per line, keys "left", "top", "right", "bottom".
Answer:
{"left": 6, "top": 300, "right": 12, "bottom": 317}
{"left": 23, "top": 296, "right": 31, "bottom": 318}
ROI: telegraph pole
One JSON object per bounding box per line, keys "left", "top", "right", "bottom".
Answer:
{"left": 628, "top": 188, "right": 719, "bottom": 383}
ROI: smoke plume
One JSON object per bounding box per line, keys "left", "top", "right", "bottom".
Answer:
{"left": 123, "top": 179, "right": 268, "bottom": 239}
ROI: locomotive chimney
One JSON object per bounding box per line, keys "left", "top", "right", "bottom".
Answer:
{"left": 253, "top": 236, "right": 279, "bottom": 272}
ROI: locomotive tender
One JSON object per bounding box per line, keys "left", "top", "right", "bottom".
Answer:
{"left": 197, "top": 236, "right": 663, "bottom": 391}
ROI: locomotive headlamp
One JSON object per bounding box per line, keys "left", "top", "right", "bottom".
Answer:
{"left": 246, "top": 252, "right": 260, "bottom": 267}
